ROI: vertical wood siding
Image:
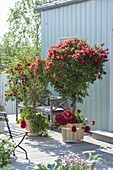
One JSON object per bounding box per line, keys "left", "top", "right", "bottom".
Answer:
{"left": 41, "top": 0, "right": 112, "bottom": 131}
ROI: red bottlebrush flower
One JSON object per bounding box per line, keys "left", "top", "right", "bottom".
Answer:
{"left": 85, "top": 126, "right": 90, "bottom": 132}
{"left": 58, "top": 63, "right": 62, "bottom": 67}
{"left": 95, "top": 71, "right": 99, "bottom": 74}
{"left": 103, "top": 71, "right": 107, "bottom": 75}
{"left": 96, "top": 62, "right": 100, "bottom": 66}
{"left": 50, "top": 71, "right": 54, "bottom": 75}
{"left": 62, "top": 119, "right": 67, "bottom": 125}
{"left": 70, "top": 103, "right": 73, "bottom": 107}
{"left": 20, "top": 123, "right": 26, "bottom": 128}
{"left": 21, "top": 120, "right": 26, "bottom": 124}
{"left": 77, "top": 109, "right": 81, "bottom": 113}
{"left": 70, "top": 116, "right": 76, "bottom": 124}
{"left": 62, "top": 110, "right": 72, "bottom": 117}
{"left": 56, "top": 74, "right": 61, "bottom": 78}
{"left": 35, "top": 68, "right": 39, "bottom": 72}
{"left": 92, "top": 120, "right": 95, "bottom": 126}
{"left": 55, "top": 115, "right": 67, "bottom": 125}
{"left": 72, "top": 126, "right": 76, "bottom": 132}
{"left": 101, "top": 43, "right": 105, "bottom": 46}
{"left": 87, "top": 61, "right": 91, "bottom": 65}
{"left": 29, "top": 64, "right": 35, "bottom": 70}
{"left": 35, "top": 61, "right": 41, "bottom": 66}
{"left": 83, "top": 61, "right": 87, "bottom": 66}
{"left": 45, "top": 65, "right": 51, "bottom": 70}
{"left": 79, "top": 59, "right": 84, "bottom": 65}
{"left": 20, "top": 120, "right": 26, "bottom": 128}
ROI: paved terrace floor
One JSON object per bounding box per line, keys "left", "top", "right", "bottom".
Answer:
{"left": 3, "top": 115, "right": 113, "bottom": 170}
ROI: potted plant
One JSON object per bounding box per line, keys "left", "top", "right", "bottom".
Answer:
{"left": 32, "top": 152, "right": 105, "bottom": 170}
{"left": 55, "top": 109, "right": 90, "bottom": 142}
{"left": 45, "top": 38, "right": 109, "bottom": 113}
{"left": 19, "top": 107, "right": 50, "bottom": 136}
{"left": 5, "top": 56, "right": 51, "bottom": 136}
{"left": 0, "top": 134, "right": 14, "bottom": 169}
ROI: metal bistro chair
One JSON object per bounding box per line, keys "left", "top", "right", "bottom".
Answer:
{"left": 0, "top": 112, "right": 28, "bottom": 159}
{"left": 50, "top": 97, "right": 67, "bottom": 123}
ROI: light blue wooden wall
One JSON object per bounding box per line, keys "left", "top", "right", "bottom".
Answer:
{"left": 0, "top": 74, "right": 16, "bottom": 114}
{"left": 40, "top": 0, "right": 112, "bottom": 131}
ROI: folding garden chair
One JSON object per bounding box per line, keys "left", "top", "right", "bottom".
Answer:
{"left": 0, "top": 112, "right": 28, "bottom": 159}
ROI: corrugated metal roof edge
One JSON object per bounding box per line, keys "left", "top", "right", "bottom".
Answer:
{"left": 34, "top": 0, "right": 88, "bottom": 11}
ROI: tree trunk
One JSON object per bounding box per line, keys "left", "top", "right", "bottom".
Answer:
{"left": 72, "top": 100, "right": 76, "bottom": 113}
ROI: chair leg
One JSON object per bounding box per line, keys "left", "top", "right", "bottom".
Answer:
{"left": 13, "top": 150, "right": 16, "bottom": 156}
{"left": 14, "top": 132, "right": 28, "bottom": 159}
{"left": 17, "top": 145, "right": 28, "bottom": 159}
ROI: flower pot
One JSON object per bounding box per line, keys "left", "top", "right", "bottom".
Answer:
{"left": 61, "top": 123, "right": 84, "bottom": 143}
{"left": 25, "top": 119, "right": 38, "bottom": 137}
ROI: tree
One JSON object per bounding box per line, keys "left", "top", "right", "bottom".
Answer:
{"left": 45, "top": 38, "right": 109, "bottom": 113}
{"left": 0, "top": 0, "right": 45, "bottom": 66}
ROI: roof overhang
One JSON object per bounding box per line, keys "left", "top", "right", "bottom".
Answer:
{"left": 35, "top": 0, "right": 89, "bottom": 11}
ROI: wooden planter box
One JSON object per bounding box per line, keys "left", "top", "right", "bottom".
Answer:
{"left": 61, "top": 123, "right": 84, "bottom": 143}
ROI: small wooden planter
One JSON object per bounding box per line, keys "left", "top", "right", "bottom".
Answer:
{"left": 61, "top": 123, "right": 84, "bottom": 143}
{"left": 25, "top": 119, "right": 38, "bottom": 137}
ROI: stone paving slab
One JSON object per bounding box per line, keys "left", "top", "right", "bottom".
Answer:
{"left": 10, "top": 130, "right": 113, "bottom": 170}
{"left": 4, "top": 115, "right": 113, "bottom": 169}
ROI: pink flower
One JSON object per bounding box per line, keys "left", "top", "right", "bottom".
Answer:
{"left": 79, "top": 59, "right": 84, "bottom": 65}
{"left": 58, "top": 63, "right": 62, "bottom": 67}
{"left": 45, "top": 65, "right": 51, "bottom": 70}
{"left": 35, "top": 62, "right": 41, "bottom": 66}
{"left": 29, "top": 64, "right": 35, "bottom": 70}
{"left": 46, "top": 60, "right": 52, "bottom": 66}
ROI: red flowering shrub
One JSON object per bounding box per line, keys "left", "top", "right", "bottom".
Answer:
{"left": 5, "top": 56, "right": 50, "bottom": 109}
{"left": 56, "top": 110, "right": 76, "bottom": 126}
{"left": 56, "top": 109, "right": 92, "bottom": 133}
{"left": 46, "top": 38, "right": 109, "bottom": 112}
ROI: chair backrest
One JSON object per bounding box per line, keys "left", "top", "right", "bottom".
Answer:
{"left": 50, "top": 97, "right": 67, "bottom": 112}
{"left": 1, "top": 112, "right": 13, "bottom": 139}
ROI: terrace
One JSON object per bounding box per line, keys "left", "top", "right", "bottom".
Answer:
{"left": 0, "top": 114, "right": 113, "bottom": 169}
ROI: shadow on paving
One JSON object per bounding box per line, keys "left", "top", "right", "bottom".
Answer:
{"left": 14, "top": 133, "right": 113, "bottom": 170}
{"left": 6, "top": 115, "right": 113, "bottom": 169}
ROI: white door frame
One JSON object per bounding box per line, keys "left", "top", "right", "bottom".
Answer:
{"left": 109, "top": 34, "right": 113, "bottom": 131}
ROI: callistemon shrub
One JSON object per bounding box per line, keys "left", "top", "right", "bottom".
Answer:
{"left": 5, "top": 56, "right": 50, "bottom": 108}
{"left": 45, "top": 38, "right": 109, "bottom": 111}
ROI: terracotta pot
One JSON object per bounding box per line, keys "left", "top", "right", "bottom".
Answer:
{"left": 61, "top": 123, "right": 84, "bottom": 143}
{"left": 25, "top": 119, "right": 38, "bottom": 137}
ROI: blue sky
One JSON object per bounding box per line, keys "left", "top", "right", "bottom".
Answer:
{"left": 0, "top": 0, "right": 17, "bottom": 37}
